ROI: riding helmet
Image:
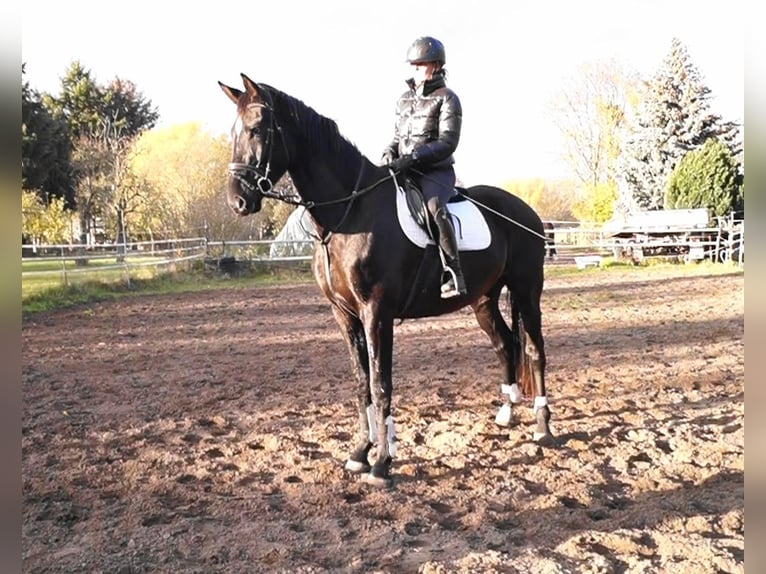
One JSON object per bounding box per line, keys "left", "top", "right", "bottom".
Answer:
{"left": 406, "top": 36, "right": 446, "bottom": 65}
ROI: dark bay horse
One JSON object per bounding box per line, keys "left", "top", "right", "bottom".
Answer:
{"left": 219, "top": 74, "right": 553, "bottom": 487}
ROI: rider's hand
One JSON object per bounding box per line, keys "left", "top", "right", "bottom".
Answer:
{"left": 390, "top": 154, "right": 415, "bottom": 172}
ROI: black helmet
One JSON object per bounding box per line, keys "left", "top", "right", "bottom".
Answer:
{"left": 406, "top": 36, "right": 446, "bottom": 65}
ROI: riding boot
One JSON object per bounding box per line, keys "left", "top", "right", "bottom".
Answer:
{"left": 434, "top": 207, "right": 467, "bottom": 298}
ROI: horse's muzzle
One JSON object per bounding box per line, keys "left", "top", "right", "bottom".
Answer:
{"left": 227, "top": 179, "right": 260, "bottom": 216}
{"left": 228, "top": 194, "right": 252, "bottom": 216}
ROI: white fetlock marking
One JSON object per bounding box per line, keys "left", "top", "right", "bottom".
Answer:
{"left": 366, "top": 404, "right": 377, "bottom": 443}
{"left": 386, "top": 415, "right": 396, "bottom": 457}
{"left": 495, "top": 403, "right": 512, "bottom": 427}
{"left": 501, "top": 383, "right": 523, "bottom": 403}
{"left": 533, "top": 395, "right": 548, "bottom": 413}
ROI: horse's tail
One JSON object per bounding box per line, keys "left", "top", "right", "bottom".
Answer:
{"left": 508, "top": 288, "right": 535, "bottom": 397}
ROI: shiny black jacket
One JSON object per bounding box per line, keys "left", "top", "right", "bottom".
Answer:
{"left": 382, "top": 72, "right": 462, "bottom": 169}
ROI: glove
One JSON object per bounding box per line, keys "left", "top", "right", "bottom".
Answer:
{"left": 389, "top": 154, "right": 415, "bottom": 172}
{"left": 381, "top": 150, "right": 395, "bottom": 166}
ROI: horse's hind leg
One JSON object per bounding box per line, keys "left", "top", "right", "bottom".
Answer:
{"left": 514, "top": 288, "right": 555, "bottom": 445}
{"left": 331, "top": 306, "right": 374, "bottom": 474}
{"left": 472, "top": 286, "right": 523, "bottom": 427}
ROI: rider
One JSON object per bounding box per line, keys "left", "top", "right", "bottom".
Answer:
{"left": 382, "top": 36, "right": 467, "bottom": 299}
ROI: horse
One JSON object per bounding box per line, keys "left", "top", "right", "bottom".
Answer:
{"left": 543, "top": 221, "right": 558, "bottom": 259}
{"left": 219, "top": 74, "right": 554, "bottom": 487}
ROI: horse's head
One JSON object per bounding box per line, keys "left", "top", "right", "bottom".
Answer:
{"left": 218, "top": 74, "right": 289, "bottom": 216}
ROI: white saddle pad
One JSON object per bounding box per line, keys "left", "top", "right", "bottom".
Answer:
{"left": 395, "top": 186, "right": 491, "bottom": 251}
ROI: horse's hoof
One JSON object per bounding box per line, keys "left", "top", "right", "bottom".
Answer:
{"left": 494, "top": 404, "right": 512, "bottom": 427}
{"left": 534, "top": 431, "right": 556, "bottom": 447}
{"left": 361, "top": 472, "right": 393, "bottom": 489}
{"left": 344, "top": 459, "right": 371, "bottom": 474}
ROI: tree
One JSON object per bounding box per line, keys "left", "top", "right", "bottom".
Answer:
{"left": 22, "top": 190, "right": 74, "bottom": 247}
{"left": 665, "top": 138, "right": 743, "bottom": 217}
{"left": 22, "top": 64, "right": 75, "bottom": 208}
{"left": 127, "top": 122, "right": 302, "bottom": 241}
{"left": 571, "top": 181, "right": 617, "bottom": 224}
{"left": 551, "top": 59, "right": 641, "bottom": 189}
{"left": 502, "top": 178, "right": 576, "bottom": 221}
{"left": 42, "top": 61, "right": 103, "bottom": 140}
{"left": 128, "top": 122, "right": 235, "bottom": 239}
{"left": 617, "top": 38, "right": 741, "bottom": 212}
{"left": 43, "top": 61, "right": 159, "bottom": 244}
{"left": 69, "top": 132, "right": 111, "bottom": 244}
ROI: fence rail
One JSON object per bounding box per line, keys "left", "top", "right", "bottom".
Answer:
{"left": 21, "top": 238, "right": 208, "bottom": 294}
{"left": 22, "top": 221, "right": 744, "bottom": 294}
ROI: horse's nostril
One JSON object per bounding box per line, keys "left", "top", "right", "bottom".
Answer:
{"left": 228, "top": 195, "right": 248, "bottom": 215}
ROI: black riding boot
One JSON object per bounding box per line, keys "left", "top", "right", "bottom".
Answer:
{"left": 434, "top": 207, "right": 467, "bottom": 298}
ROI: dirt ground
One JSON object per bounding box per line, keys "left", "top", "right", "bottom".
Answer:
{"left": 22, "top": 266, "right": 744, "bottom": 573}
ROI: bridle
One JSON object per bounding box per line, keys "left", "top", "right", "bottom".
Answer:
{"left": 227, "top": 85, "right": 287, "bottom": 200}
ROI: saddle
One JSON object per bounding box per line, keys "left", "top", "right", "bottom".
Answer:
{"left": 402, "top": 176, "right": 467, "bottom": 240}
{"left": 395, "top": 177, "right": 491, "bottom": 252}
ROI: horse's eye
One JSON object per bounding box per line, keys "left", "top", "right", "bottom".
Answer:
{"left": 249, "top": 126, "right": 261, "bottom": 137}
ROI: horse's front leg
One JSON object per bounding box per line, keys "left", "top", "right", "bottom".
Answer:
{"left": 331, "top": 306, "right": 374, "bottom": 474}
{"left": 360, "top": 311, "right": 396, "bottom": 488}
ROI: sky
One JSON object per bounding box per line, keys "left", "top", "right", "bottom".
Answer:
{"left": 21, "top": 0, "right": 744, "bottom": 187}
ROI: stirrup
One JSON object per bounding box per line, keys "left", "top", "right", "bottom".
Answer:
{"left": 440, "top": 268, "right": 466, "bottom": 299}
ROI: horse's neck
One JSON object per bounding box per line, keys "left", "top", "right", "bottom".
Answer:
{"left": 277, "top": 92, "right": 382, "bottom": 230}
{"left": 289, "top": 156, "right": 381, "bottom": 232}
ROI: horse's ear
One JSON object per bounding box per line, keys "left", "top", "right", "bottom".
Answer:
{"left": 240, "top": 73, "right": 262, "bottom": 99}
{"left": 219, "top": 81, "right": 242, "bottom": 105}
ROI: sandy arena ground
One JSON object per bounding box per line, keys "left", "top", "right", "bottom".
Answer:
{"left": 22, "top": 266, "right": 744, "bottom": 573}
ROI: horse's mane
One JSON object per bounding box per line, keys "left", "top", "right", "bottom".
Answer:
{"left": 263, "top": 84, "right": 368, "bottom": 174}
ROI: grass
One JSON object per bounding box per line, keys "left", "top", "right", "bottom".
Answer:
{"left": 22, "top": 264, "right": 315, "bottom": 314}
{"left": 545, "top": 256, "right": 743, "bottom": 277}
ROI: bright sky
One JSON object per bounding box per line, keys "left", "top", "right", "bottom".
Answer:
{"left": 21, "top": 0, "right": 744, "bottom": 187}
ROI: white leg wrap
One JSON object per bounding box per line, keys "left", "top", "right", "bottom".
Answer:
{"left": 533, "top": 395, "right": 548, "bottom": 413}
{"left": 495, "top": 403, "right": 512, "bottom": 426}
{"left": 501, "top": 383, "right": 523, "bottom": 403}
{"left": 386, "top": 415, "right": 397, "bottom": 457}
{"left": 366, "top": 404, "right": 377, "bottom": 443}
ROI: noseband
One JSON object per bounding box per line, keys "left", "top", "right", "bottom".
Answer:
{"left": 228, "top": 160, "right": 274, "bottom": 195}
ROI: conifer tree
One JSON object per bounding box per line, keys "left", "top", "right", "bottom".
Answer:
{"left": 616, "top": 38, "right": 741, "bottom": 212}
{"left": 22, "top": 64, "right": 75, "bottom": 208}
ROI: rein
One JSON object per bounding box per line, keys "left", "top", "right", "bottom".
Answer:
{"left": 230, "top": 160, "right": 393, "bottom": 211}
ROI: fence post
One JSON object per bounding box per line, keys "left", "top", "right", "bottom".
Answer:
{"left": 714, "top": 226, "right": 722, "bottom": 263}
{"left": 170, "top": 240, "right": 177, "bottom": 273}
{"left": 123, "top": 249, "right": 131, "bottom": 289}
{"left": 738, "top": 221, "right": 744, "bottom": 267}
{"left": 60, "top": 245, "right": 68, "bottom": 287}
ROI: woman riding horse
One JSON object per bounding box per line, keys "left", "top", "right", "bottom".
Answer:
{"left": 382, "top": 36, "right": 466, "bottom": 299}
{"left": 218, "top": 72, "right": 554, "bottom": 488}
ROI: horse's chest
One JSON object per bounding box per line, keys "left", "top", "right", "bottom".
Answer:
{"left": 312, "top": 246, "right": 370, "bottom": 310}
